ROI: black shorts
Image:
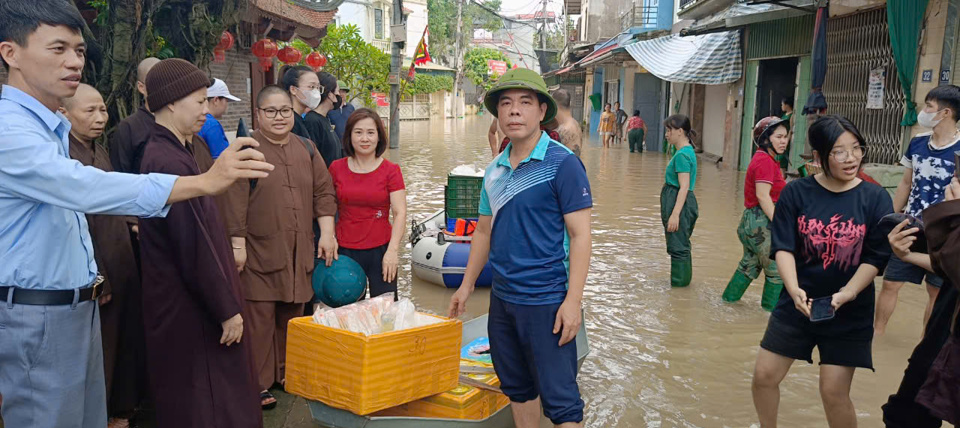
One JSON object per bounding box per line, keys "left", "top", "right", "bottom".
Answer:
{"left": 884, "top": 254, "right": 944, "bottom": 288}
{"left": 760, "top": 313, "right": 874, "bottom": 370}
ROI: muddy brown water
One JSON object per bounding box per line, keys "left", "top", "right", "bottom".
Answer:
{"left": 0, "top": 117, "right": 927, "bottom": 428}
{"left": 388, "top": 116, "right": 931, "bottom": 428}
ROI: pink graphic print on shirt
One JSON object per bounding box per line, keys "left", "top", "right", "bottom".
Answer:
{"left": 797, "top": 214, "right": 866, "bottom": 270}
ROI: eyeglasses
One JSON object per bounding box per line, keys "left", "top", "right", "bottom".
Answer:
{"left": 829, "top": 146, "right": 866, "bottom": 162}
{"left": 259, "top": 107, "right": 294, "bottom": 119}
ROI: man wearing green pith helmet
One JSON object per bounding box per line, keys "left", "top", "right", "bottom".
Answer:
{"left": 449, "top": 68, "right": 592, "bottom": 428}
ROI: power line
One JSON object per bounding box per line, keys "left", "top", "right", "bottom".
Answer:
{"left": 468, "top": 0, "right": 538, "bottom": 28}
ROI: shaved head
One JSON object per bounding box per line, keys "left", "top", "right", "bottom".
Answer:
{"left": 137, "top": 57, "right": 161, "bottom": 83}
{"left": 62, "top": 83, "right": 108, "bottom": 142}
{"left": 62, "top": 83, "right": 102, "bottom": 110}
{"left": 136, "top": 57, "right": 161, "bottom": 107}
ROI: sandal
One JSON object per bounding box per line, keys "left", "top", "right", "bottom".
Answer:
{"left": 260, "top": 390, "right": 278, "bottom": 410}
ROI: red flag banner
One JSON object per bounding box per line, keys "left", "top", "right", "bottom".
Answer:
{"left": 412, "top": 28, "right": 431, "bottom": 66}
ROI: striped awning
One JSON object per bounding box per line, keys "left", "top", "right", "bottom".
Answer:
{"left": 623, "top": 31, "right": 743, "bottom": 85}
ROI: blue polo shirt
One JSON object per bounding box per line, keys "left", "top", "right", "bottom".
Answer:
{"left": 478, "top": 131, "right": 593, "bottom": 305}
{"left": 198, "top": 114, "right": 229, "bottom": 158}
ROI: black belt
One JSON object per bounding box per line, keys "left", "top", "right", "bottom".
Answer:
{"left": 1, "top": 276, "right": 104, "bottom": 306}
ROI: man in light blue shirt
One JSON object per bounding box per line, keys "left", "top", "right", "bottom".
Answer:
{"left": 0, "top": 3, "right": 273, "bottom": 426}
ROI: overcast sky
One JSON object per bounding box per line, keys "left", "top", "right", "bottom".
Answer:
{"left": 498, "top": 0, "right": 573, "bottom": 23}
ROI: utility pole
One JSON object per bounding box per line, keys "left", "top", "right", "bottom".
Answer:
{"left": 541, "top": 0, "right": 548, "bottom": 50}
{"left": 453, "top": 0, "right": 464, "bottom": 118}
{"left": 389, "top": 0, "right": 404, "bottom": 148}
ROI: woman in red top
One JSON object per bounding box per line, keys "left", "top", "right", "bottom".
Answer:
{"left": 328, "top": 108, "right": 407, "bottom": 299}
{"left": 722, "top": 116, "right": 789, "bottom": 311}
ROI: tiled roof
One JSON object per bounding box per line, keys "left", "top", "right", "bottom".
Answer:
{"left": 249, "top": 0, "right": 337, "bottom": 30}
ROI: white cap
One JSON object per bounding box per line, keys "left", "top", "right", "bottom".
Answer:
{"left": 207, "top": 78, "right": 241, "bottom": 101}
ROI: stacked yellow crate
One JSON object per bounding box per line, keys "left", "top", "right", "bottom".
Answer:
{"left": 284, "top": 315, "right": 462, "bottom": 415}
{"left": 374, "top": 359, "right": 511, "bottom": 420}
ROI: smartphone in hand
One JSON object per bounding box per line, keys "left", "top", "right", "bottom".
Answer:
{"left": 810, "top": 296, "right": 835, "bottom": 322}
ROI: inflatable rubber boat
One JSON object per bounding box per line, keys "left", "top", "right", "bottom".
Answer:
{"left": 410, "top": 210, "right": 493, "bottom": 288}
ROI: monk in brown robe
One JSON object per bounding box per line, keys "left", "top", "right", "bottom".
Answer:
{"left": 223, "top": 85, "right": 338, "bottom": 408}
{"left": 137, "top": 59, "right": 262, "bottom": 428}
{"left": 109, "top": 57, "right": 160, "bottom": 174}
{"left": 62, "top": 84, "right": 145, "bottom": 428}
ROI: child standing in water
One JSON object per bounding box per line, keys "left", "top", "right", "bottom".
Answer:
{"left": 752, "top": 115, "right": 893, "bottom": 427}
{"left": 722, "top": 117, "right": 789, "bottom": 311}
{"left": 661, "top": 114, "right": 699, "bottom": 288}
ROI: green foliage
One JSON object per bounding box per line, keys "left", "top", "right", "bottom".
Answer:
{"left": 463, "top": 47, "right": 511, "bottom": 91}
{"left": 403, "top": 73, "right": 454, "bottom": 97}
{"left": 145, "top": 31, "right": 177, "bottom": 60}
{"left": 318, "top": 24, "right": 391, "bottom": 106}
{"left": 536, "top": 25, "right": 566, "bottom": 51}
{"left": 427, "top": 0, "right": 503, "bottom": 65}
{"left": 87, "top": 0, "right": 109, "bottom": 27}
{"left": 290, "top": 39, "right": 314, "bottom": 59}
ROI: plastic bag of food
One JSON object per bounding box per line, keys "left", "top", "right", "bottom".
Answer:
{"left": 390, "top": 298, "right": 417, "bottom": 331}
{"left": 312, "top": 307, "right": 343, "bottom": 330}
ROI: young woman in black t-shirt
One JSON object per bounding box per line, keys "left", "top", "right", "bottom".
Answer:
{"left": 752, "top": 115, "right": 893, "bottom": 427}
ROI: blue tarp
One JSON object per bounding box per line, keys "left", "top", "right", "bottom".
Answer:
{"left": 623, "top": 31, "right": 743, "bottom": 85}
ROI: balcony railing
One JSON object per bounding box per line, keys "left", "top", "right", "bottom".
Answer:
{"left": 372, "top": 39, "right": 391, "bottom": 53}
{"left": 620, "top": 3, "right": 659, "bottom": 32}
{"left": 679, "top": 0, "right": 698, "bottom": 9}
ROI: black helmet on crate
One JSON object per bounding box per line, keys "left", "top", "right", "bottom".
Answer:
{"left": 753, "top": 116, "right": 786, "bottom": 150}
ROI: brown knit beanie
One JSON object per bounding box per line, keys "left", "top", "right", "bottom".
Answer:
{"left": 145, "top": 58, "right": 213, "bottom": 112}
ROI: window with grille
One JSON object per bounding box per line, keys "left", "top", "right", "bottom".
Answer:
{"left": 375, "top": 9, "right": 384, "bottom": 39}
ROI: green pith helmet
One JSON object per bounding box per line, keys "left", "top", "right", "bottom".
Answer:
{"left": 483, "top": 68, "right": 557, "bottom": 124}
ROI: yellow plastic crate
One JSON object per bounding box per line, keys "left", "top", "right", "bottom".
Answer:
{"left": 464, "top": 372, "right": 510, "bottom": 415}
{"left": 284, "top": 314, "right": 462, "bottom": 415}
{"left": 373, "top": 360, "right": 511, "bottom": 420}
{"left": 374, "top": 384, "right": 489, "bottom": 419}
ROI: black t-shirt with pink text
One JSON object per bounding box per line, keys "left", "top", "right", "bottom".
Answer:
{"left": 769, "top": 176, "right": 893, "bottom": 331}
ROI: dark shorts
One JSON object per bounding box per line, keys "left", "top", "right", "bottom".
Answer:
{"left": 760, "top": 313, "right": 874, "bottom": 370}
{"left": 884, "top": 254, "right": 944, "bottom": 288}
{"left": 488, "top": 295, "right": 584, "bottom": 425}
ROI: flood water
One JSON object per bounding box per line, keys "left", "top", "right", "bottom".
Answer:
{"left": 386, "top": 116, "right": 931, "bottom": 428}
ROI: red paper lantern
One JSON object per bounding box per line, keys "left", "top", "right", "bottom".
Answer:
{"left": 277, "top": 46, "right": 303, "bottom": 65}
{"left": 213, "top": 49, "right": 226, "bottom": 63}
{"left": 252, "top": 39, "right": 278, "bottom": 60}
{"left": 257, "top": 57, "right": 273, "bottom": 72}
{"left": 305, "top": 51, "right": 327, "bottom": 71}
{"left": 216, "top": 31, "right": 235, "bottom": 52}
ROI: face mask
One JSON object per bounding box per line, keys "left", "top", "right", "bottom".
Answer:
{"left": 332, "top": 94, "right": 344, "bottom": 109}
{"left": 918, "top": 109, "right": 943, "bottom": 128}
{"left": 298, "top": 88, "right": 322, "bottom": 110}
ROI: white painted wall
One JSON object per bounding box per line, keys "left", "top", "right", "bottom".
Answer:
{"left": 335, "top": 0, "right": 391, "bottom": 45}
{"left": 404, "top": 0, "right": 429, "bottom": 58}
{"left": 701, "top": 84, "right": 727, "bottom": 157}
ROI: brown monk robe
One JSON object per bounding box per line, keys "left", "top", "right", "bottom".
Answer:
{"left": 62, "top": 84, "right": 146, "bottom": 422}
{"left": 223, "top": 95, "right": 337, "bottom": 396}
{"left": 915, "top": 197, "right": 960, "bottom": 423}
{"left": 137, "top": 60, "right": 261, "bottom": 428}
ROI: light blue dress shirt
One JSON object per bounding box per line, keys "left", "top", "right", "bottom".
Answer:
{"left": 0, "top": 85, "right": 177, "bottom": 290}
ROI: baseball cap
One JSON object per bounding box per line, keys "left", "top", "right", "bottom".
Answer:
{"left": 207, "top": 78, "right": 241, "bottom": 101}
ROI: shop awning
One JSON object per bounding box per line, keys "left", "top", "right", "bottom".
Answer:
{"left": 575, "top": 44, "right": 620, "bottom": 67}
{"left": 623, "top": 31, "right": 742, "bottom": 85}
{"left": 680, "top": 0, "right": 815, "bottom": 36}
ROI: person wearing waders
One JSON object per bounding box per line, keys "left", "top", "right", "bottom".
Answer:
{"left": 661, "top": 115, "right": 699, "bottom": 288}
{"left": 722, "top": 117, "right": 789, "bottom": 310}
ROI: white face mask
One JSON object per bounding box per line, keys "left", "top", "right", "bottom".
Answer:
{"left": 298, "top": 88, "right": 323, "bottom": 110}
{"left": 917, "top": 109, "right": 944, "bottom": 129}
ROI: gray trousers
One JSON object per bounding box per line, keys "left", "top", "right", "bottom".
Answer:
{"left": 0, "top": 298, "right": 107, "bottom": 427}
